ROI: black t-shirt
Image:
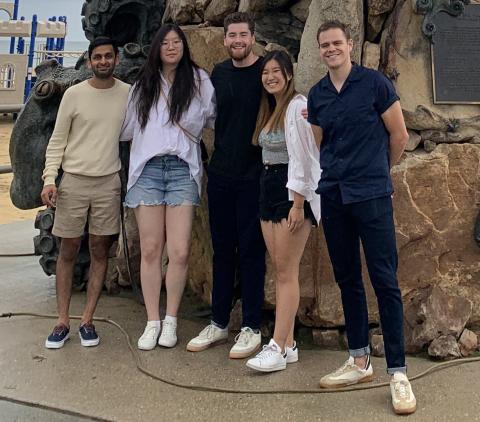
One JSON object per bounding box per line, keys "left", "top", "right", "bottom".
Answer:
{"left": 209, "top": 58, "right": 263, "bottom": 180}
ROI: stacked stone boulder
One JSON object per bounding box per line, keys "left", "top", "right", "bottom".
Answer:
{"left": 165, "top": 0, "right": 480, "bottom": 359}
{"left": 9, "top": 0, "right": 480, "bottom": 360}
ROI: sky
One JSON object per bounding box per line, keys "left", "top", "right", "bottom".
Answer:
{"left": 1, "top": 0, "right": 86, "bottom": 41}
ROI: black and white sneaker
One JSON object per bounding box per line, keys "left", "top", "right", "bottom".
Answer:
{"left": 246, "top": 339, "right": 287, "bottom": 372}
{"left": 286, "top": 341, "right": 298, "bottom": 363}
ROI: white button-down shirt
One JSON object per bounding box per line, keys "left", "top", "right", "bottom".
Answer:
{"left": 120, "top": 69, "right": 216, "bottom": 194}
{"left": 285, "top": 94, "right": 322, "bottom": 224}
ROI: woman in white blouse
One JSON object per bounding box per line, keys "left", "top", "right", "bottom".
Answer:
{"left": 246, "top": 50, "right": 321, "bottom": 372}
{"left": 121, "top": 24, "right": 215, "bottom": 351}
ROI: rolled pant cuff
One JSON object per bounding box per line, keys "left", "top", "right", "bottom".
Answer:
{"left": 349, "top": 346, "right": 371, "bottom": 357}
{"left": 387, "top": 366, "right": 407, "bottom": 375}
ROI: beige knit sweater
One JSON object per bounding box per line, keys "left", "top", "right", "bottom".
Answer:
{"left": 42, "top": 79, "right": 130, "bottom": 186}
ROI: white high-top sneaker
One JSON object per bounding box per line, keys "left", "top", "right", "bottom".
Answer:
{"left": 246, "top": 339, "right": 287, "bottom": 372}
{"left": 229, "top": 327, "right": 261, "bottom": 359}
{"left": 186, "top": 323, "right": 228, "bottom": 352}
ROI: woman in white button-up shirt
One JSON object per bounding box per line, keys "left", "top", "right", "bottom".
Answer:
{"left": 120, "top": 24, "right": 215, "bottom": 351}
{"left": 246, "top": 50, "right": 321, "bottom": 373}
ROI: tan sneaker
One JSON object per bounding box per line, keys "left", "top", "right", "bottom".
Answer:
{"left": 229, "top": 327, "right": 261, "bottom": 359}
{"left": 186, "top": 324, "right": 228, "bottom": 352}
{"left": 319, "top": 356, "right": 374, "bottom": 388}
{"left": 390, "top": 372, "right": 416, "bottom": 415}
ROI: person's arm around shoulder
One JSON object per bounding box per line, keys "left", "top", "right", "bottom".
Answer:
{"left": 119, "top": 86, "right": 136, "bottom": 142}
{"left": 41, "top": 88, "right": 74, "bottom": 207}
{"left": 306, "top": 88, "right": 323, "bottom": 148}
{"left": 200, "top": 69, "right": 216, "bottom": 129}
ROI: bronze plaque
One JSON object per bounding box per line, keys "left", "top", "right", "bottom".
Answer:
{"left": 431, "top": 4, "right": 480, "bottom": 104}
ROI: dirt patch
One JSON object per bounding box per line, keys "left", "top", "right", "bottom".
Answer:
{"left": 0, "top": 116, "right": 42, "bottom": 225}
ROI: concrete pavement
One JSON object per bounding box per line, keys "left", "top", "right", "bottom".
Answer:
{"left": 1, "top": 220, "right": 480, "bottom": 421}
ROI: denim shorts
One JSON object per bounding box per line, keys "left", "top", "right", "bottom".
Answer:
{"left": 259, "top": 163, "right": 317, "bottom": 226}
{"left": 125, "top": 155, "right": 200, "bottom": 208}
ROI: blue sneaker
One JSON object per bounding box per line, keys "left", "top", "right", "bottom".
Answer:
{"left": 45, "top": 324, "right": 70, "bottom": 349}
{"left": 79, "top": 322, "right": 100, "bottom": 347}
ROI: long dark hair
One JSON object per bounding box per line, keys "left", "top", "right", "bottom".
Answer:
{"left": 252, "top": 50, "right": 296, "bottom": 145}
{"left": 132, "top": 24, "right": 199, "bottom": 131}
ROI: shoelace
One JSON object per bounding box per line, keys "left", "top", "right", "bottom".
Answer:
{"left": 142, "top": 325, "right": 159, "bottom": 339}
{"left": 255, "top": 344, "right": 279, "bottom": 360}
{"left": 81, "top": 323, "right": 95, "bottom": 334}
{"left": 332, "top": 359, "right": 357, "bottom": 376}
{"left": 234, "top": 328, "right": 253, "bottom": 346}
{"left": 199, "top": 324, "right": 216, "bottom": 339}
{"left": 394, "top": 380, "right": 409, "bottom": 399}
{"left": 53, "top": 325, "right": 67, "bottom": 335}
{"left": 161, "top": 321, "right": 176, "bottom": 336}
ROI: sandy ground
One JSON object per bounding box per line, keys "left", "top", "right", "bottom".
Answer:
{"left": 0, "top": 115, "right": 42, "bottom": 224}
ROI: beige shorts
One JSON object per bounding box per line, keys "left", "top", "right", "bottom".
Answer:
{"left": 52, "top": 172, "right": 121, "bottom": 238}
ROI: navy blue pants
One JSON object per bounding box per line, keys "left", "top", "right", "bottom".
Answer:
{"left": 207, "top": 172, "right": 266, "bottom": 329}
{"left": 321, "top": 189, "right": 406, "bottom": 373}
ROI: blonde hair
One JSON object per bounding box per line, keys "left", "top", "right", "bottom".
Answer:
{"left": 252, "top": 50, "right": 297, "bottom": 146}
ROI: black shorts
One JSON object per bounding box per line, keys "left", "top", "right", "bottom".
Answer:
{"left": 259, "top": 164, "right": 317, "bottom": 226}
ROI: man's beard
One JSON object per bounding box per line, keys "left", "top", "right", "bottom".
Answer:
{"left": 92, "top": 66, "right": 115, "bottom": 79}
{"left": 228, "top": 44, "right": 252, "bottom": 61}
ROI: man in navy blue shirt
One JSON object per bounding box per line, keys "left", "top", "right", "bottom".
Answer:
{"left": 307, "top": 21, "right": 415, "bottom": 415}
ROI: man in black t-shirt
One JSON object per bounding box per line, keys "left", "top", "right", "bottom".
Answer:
{"left": 187, "top": 12, "right": 265, "bottom": 359}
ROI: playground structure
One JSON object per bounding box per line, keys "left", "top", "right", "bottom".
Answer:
{"left": 0, "top": 0, "right": 80, "bottom": 113}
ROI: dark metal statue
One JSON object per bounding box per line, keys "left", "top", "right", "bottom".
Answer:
{"left": 416, "top": 0, "right": 470, "bottom": 40}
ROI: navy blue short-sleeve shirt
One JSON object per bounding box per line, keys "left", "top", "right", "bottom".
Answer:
{"left": 307, "top": 63, "right": 400, "bottom": 204}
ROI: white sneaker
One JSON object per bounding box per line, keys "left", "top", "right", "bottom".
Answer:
{"left": 158, "top": 319, "right": 177, "bottom": 348}
{"left": 229, "top": 327, "right": 261, "bottom": 359}
{"left": 186, "top": 323, "right": 228, "bottom": 352}
{"left": 137, "top": 322, "right": 161, "bottom": 351}
{"left": 319, "top": 355, "right": 374, "bottom": 388}
{"left": 246, "top": 339, "right": 287, "bottom": 372}
{"left": 390, "top": 372, "right": 416, "bottom": 415}
{"left": 286, "top": 341, "right": 298, "bottom": 363}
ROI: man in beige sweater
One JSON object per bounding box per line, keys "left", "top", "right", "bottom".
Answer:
{"left": 41, "top": 37, "right": 130, "bottom": 349}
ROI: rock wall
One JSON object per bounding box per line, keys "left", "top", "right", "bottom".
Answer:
{"left": 295, "top": 0, "right": 364, "bottom": 95}
{"left": 161, "top": 0, "right": 480, "bottom": 354}
{"left": 381, "top": 0, "right": 480, "bottom": 145}
{"left": 10, "top": 0, "right": 480, "bottom": 356}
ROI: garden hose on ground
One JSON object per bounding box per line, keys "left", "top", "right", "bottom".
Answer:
{"left": 0, "top": 395, "right": 111, "bottom": 422}
{"left": 2, "top": 217, "right": 480, "bottom": 417}
{"left": 2, "top": 311, "right": 480, "bottom": 395}
{"left": 0, "top": 252, "right": 36, "bottom": 257}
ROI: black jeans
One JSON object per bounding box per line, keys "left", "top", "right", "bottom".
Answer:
{"left": 321, "top": 188, "right": 406, "bottom": 373}
{"left": 207, "top": 172, "right": 266, "bottom": 329}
